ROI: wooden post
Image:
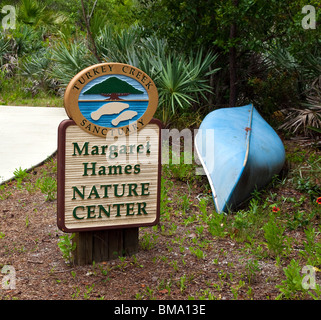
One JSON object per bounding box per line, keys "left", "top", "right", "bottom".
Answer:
{"left": 72, "top": 228, "right": 139, "bottom": 265}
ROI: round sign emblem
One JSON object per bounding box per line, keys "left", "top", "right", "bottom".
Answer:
{"left": 64, "top": 63, "right": 158, "bottom": 137}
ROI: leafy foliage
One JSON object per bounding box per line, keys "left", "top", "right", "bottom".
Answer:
{"left": 0, "top": 0, "right": 320, "bottom": 136}
{"left": 263, "top": 215, "right": 285, "bottom": 257}
{"left": 139, "top": 0, "right": 321, "bottom": 117}
{"left": 276, "top": 259, "right": 307, "bottom": 300}
{"left": 18, "top": 0, "right": 67, "bottom": 32}
{"left": 50, "top": 39, "right": 98, "bottom": 86}
{"left": 58, "top": 233, "right": 76, "bottom": 264}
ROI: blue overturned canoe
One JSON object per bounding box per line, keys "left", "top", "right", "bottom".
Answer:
{"left": 195, "top": 104, "right": 285, "bottom": 213}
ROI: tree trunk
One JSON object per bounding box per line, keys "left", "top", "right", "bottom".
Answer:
{"left": 229, "top": 0, "right": 239, "bottom": 107}
{"left": 208, "top": 65, "right": 215, "bottom": 108}
{"left": 80, "top": 0, "right": 101, "bottom": 63}
{"left": 101, "top": 93, "right": 130, "bottom": 100}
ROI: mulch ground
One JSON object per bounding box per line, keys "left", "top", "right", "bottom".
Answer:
{"left": 0, "top": 138, "right": 319, "bottom": 301}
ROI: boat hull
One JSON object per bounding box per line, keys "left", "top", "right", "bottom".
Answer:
{"left": 195, "top": 104, "right": 285, "bottom": 213}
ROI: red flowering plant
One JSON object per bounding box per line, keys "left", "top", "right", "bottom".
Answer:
{"left": 316, "top": 197, "right": 321, "bottom": 205}
{"left": 272, "top": 206, "right": 280, "bottom": 213}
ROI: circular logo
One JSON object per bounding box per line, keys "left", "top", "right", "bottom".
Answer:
{"left": 64, "top": 63, "right": 158, "bottom": 137}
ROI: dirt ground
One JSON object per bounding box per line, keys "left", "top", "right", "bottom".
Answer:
{"left": 0, "top": 140, "right": 319, "bottom": 302}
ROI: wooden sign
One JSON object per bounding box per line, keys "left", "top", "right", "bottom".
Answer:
{"left": 57, "top": 62, "right": 161, "bottom": 234}
{"left": 63, "top": 63, "right": 158, "bottom": 138}
{"left": 57, "top": 119, "right": 161, "bottom": 232}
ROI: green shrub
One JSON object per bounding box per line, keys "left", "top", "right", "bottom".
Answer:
{"left": 276, "top": 259, "right": 307, "bottom": 300}
{"left": 36, "top": 176, "right": 57, "bottom": 201}
{"left": 207, "top": 212, "right": 227, "bottom": 238}
{"left": 58, "top": 233, "right": 76, "bottom": 264}
{"left": 300, "top": 226, "right": 321, "bottom": 267}
{"left": 263, "top": 215, "right": 285, "bottom": 257}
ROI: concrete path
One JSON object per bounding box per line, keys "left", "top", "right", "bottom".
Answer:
{"left": 0, "top": 106, "right": 68, "bottom": 184}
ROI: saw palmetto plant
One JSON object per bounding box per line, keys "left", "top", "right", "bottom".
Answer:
{"left": 265, "top": 47, "right": 321, "bottom": 137}
{"left": 279, "top": 77, "right": 321, "bottom": 136}
{"left": 153, "top": 50, "right": 219, "bottom": 126}
{"left": 279, "top": 104, "right": 321, "bottom": 136}
{"left": 50, "top": 39, "right": 99, "bottom": 86}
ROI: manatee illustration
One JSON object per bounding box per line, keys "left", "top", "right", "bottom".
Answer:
{"left": 91, "top": 102, "right": 129, "bottom": 121}
{"left": 111, "top": 110, "right": 138, "bottom": 126}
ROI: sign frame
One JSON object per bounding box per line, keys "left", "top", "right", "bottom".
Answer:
{"left": 57, "top": 118, "right": 162, "bottom": 233}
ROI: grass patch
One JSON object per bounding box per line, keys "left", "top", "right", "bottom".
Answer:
{"left": 0, "top": 75, "right": 63, "bottom": 108}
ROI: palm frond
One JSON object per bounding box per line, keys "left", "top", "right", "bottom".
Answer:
{"left": 279, "top": 105, "right": 321, "bottom": 136}
{"left": 51, "top": 41, "right": 98, "bottom": 86}
{"left": 0, "top": 35, "right": 10, "bottom": 67}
